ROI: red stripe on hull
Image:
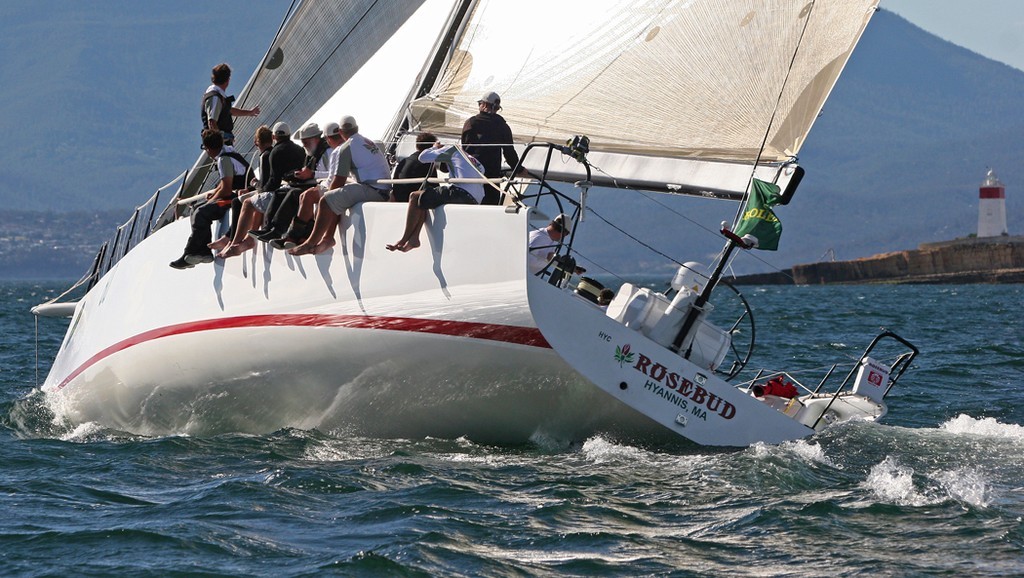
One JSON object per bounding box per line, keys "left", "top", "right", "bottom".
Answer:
{"left": 55, "top": 314, "right": 549, "bottom": 390}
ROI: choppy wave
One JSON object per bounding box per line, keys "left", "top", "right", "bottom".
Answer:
{"left": 3, "top": 282, "right": 1024, "bottom": 576}
{"left": 940, "top": 414, "right": 1024, "bottom": 441}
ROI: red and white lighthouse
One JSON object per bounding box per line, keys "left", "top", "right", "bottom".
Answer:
{"left": 978, "top": 168, "right": 1008, "bottom": 238}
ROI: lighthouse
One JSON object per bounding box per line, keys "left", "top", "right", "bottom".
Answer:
{"left": 978, "top": 168, "right": 1008, "bottom": 238}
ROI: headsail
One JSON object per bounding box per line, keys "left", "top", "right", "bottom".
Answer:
{"left": 184, "top": 0, "right": 429, "bottom": 197}
{"left": 407, "top": 0, "right": 879, "bottom": 195}
{"left": 231, "top": 0, "right": 427, "bottom": 151}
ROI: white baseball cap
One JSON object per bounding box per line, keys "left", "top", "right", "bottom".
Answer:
{"left": 339, "top": 115, "right": 358, "bottom": 131}
{"left": 272, "top": 122, "right": 291, "bottom": 137}
{"left": 479, "top": 91, "right": 501, "bottom": 106}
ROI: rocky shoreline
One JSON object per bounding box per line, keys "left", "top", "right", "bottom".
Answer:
{"left": 729, "top": 236, "right": 1024, "bottom": 285}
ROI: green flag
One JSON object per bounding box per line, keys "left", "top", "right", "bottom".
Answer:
{"left": 733, "top": 178, "right": 783, "bottom": 250}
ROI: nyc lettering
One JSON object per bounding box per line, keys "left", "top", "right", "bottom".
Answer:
{"left": 597, "top": 331, "right": 613, "bottom": 342}
{"left": 634, "top": 353, "right": 735, "bottom": 420}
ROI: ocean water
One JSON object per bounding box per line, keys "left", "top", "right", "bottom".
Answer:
{"left": 1, "top": 280, "right": 1022, "bottom": 576}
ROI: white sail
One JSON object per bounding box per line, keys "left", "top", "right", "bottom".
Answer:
{"left": 231, "top": 0, "right": 427, "bottom": 145}
{"left": 408, "top": 0, "right": 879, "bottom": 194}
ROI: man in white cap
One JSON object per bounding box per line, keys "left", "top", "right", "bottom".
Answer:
{"left": 461, "top": 91, "right": 523, "bottom": 205}
{"left": 269, "top": 121, "right": 346, "bottom": 249}
{"left": 289, "top": 115, "right": 392, "bottom": 256}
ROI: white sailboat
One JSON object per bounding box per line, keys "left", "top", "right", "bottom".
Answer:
{"left": 35, "top": 0, "right": 918, "bottom": 446}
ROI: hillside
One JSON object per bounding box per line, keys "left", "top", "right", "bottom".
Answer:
{"left": 0, "top": 6, "right": 1021, "bottom": 277}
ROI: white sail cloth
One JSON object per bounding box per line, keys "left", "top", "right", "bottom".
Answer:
{"left": 409, "top": 0, "right": 879, "bottom": 164}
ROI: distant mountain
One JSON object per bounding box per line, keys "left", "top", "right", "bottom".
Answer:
{"left": 0, "top": 6, "right": 1020, "bottom": 277}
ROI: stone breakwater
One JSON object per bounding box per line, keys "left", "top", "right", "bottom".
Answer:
{"left": 729, "top": 237, "right": 1024, "bottom": 285}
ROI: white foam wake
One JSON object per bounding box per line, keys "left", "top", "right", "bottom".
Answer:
{"left": 939, "top": 414, "right": 1024, "bottom": 441}
{"left": 863, "top": 456, "right": 993, "bottom": 508}
{"left": 864, "top": 456, "right": 939, "bottom": 507}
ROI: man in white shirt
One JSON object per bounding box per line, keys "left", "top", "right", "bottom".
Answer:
{"left": 527, "top": 214, "right": 580, "bottom": 275}
{"left": 270, "top": 121, "right": 346, "bottom": 249}
{"left": 289, "top": 115, "right": 392, "bottom": 256}
{"left": 386, "top": 143, "right": 484, "bottom": 253}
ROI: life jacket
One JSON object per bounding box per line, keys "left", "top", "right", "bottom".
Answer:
{"left": 201, "top": 89, "right": 235, "bottom": 134}
{"left": 221, "top": 151, "right": 250, "bottom": 190}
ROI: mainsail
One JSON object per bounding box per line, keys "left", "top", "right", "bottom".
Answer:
{"left": 407, "top": 0, "right": 879, "bottom": 195}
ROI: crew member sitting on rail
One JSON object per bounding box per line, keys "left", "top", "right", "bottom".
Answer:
{"left": 242, "top": 122, "right": 306, "bottom": 243}
{"left": 255, "top": 122, "right": 331, "bottom": 245}
{"left": 268, "top": 121, "right": 347, "bottom": 250}
{"left": 288, "top": 115, "right": 392, "bottom": 256}
{"left": 390, "top": 132, "right": 438, "bottom": 203}
{"left": 214, "top": 125, "right": 275, "bottom": 258}
{"left": 170, "top": 129, "right": 249, "bottom": 269}
{"left": 385, "top": 143, "right": 483, "bottom": 253}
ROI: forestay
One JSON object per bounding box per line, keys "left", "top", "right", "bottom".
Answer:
{"left": 407, "top": 0, "right": 879, "bottom": 195}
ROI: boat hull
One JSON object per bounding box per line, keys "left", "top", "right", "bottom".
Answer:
{"left": 42, "top": 204, "right": 669, "bottom": 442}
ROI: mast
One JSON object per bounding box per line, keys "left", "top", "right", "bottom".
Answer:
{"left": 383, "top": 0, "right": 477, "bottom": 156}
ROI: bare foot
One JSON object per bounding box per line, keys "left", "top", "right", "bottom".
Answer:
{"left": 288, "top": 243, "right": 314, "bottom": 256}
{"left": 218, "top": 239, "right": 255, "bottom": 258}
{"left": 309, "top": 238, "right": 336, "bottom": 255}
{"left": 399, "top": 239, "right": 420, "bottom": 252}
{"left": 208, "top": 235, "right": 230, "bottom": 251}
{"left": 385, "top": 242, "right": 404, "bottom": 252}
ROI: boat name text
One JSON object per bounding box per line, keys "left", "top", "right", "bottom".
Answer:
{"left": 632, "top": 352, "right": 735, "bottom": 420}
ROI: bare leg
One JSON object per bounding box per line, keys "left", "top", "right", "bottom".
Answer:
{"left": 209, "top": 235, "right": 230, "bottom": 251}
{"left": 296, "top": 187, "right": 321, "bottom": 223}
{"left": 218, "top": 199, "right": 261, "bottom": 258}
{"left": 290, "top": 198, "right": 340, "bottom": 255}
{"left": 387, "top": 191, "right": 426, "bottom": 252}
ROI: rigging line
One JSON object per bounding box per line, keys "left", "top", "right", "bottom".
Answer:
{"left": 265, "top": 0, "right": 386, "bottom": 136}
{"left": 731, "top": 248, "right": 797, "bottom": 283}
{"left": 631, "top": 188, "right": 726, "bottom": 239}
{"left": 562, "top": 246, "right": 628, "bottom": 286}
{"left": 35, "top": 313, "right": 39, "bottom": 388}
{"left": 733, "top": 0, "right": 816, "bottom": 228}
{"left": 584, "top": 204, "right": 684, "bottom": 269}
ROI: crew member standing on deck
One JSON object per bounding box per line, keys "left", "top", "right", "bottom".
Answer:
{"left": 202, "top": 63, "right": 261, "bottom": 145}
{"left": 461, "top": 91, "right": 525, "bottom": 205}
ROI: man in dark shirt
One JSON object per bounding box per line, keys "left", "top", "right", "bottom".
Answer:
{"left": 391, "top": 132, "right": 438, "bottom": 203}
{"left": 246, "top": 122, "right": 307, "bottom": 240}
{"left": 254, "top": 122, "right": 329, "bottom": 242}
{"left": 461, "top": 91, "right": 523, "bottom": 205}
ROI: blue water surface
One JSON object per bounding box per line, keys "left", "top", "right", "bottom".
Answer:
{"left": 1, "top": 281, "right": 1022, "bottom": 576}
